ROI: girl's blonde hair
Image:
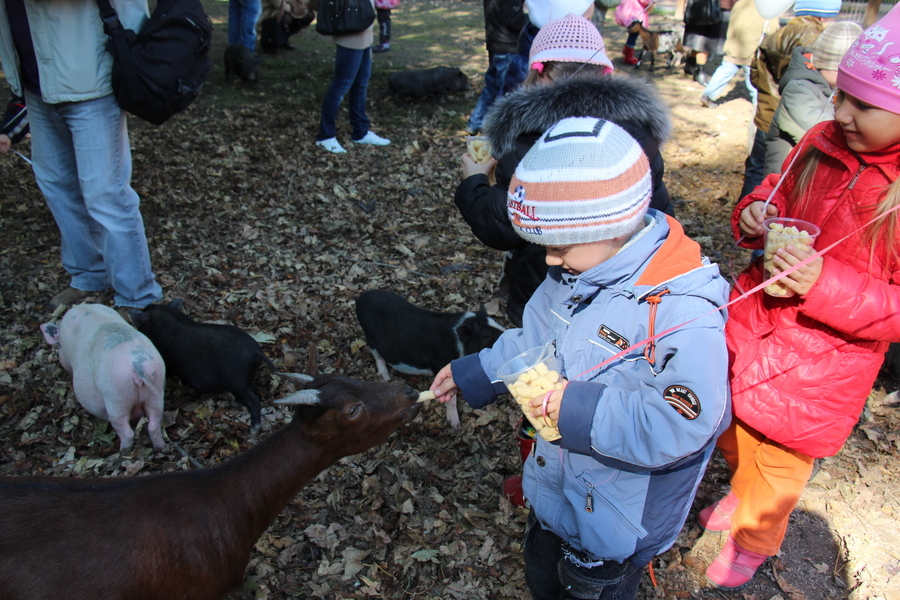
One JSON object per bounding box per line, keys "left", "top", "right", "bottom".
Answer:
{"left": 789, "top": 144, "right": 900, "bottom": 264}
{"left": 522, "top": 62, "right": 607, "bottom": 87}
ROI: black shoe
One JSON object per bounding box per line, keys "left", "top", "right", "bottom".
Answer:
{"left": 372, "top": 42, "right": 391, "bottom": 53}
{"left": 694, "top": 70, "right": 710, "bottom": 86}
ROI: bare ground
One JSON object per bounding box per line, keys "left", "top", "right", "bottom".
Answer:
{"left": 0, "top": 3, "right": 898, "bottom": 599}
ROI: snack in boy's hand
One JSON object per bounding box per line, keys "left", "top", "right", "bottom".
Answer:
{"left": 507, "top": 362, "right": 564, "bottom": 441}
{"left": 466, "top": 136, "right": 492, "bottom": 165}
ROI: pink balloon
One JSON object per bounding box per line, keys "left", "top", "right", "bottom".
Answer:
{"left": 754, "top": 0, "right": 794, "bottom": 19}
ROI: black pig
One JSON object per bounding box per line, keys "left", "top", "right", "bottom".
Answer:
{"left": 355, "top": 289, "right": 505, "bottom": 427}
{"left": 376, "top": 67, "right": 470, "bottom": 105}
{"left": 224, "top": 44, "right": 259, "bottom": 83}
{"left": 131, "top": 299, "right": 275, "bottom": 433}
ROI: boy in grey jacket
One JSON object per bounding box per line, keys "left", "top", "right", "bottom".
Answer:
{"left": 431, "top": 117, "right": 730, "bottom": 600}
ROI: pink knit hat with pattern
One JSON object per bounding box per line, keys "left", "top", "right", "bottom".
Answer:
{"left": 529, "top": 14, "right": 615, "bottom": 74}
{"left": 836, "top": 2, "right": 900, "bottom": 114}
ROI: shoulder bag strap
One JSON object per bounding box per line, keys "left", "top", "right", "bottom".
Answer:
{"left": 94, "top": 0, "right": 145, "bottom": 103}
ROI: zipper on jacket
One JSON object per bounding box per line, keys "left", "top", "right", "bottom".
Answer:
{"left": 643, "top": 290, "right": 669, "bottom": 366}
{"left": 848, "top": 163, "right": 867, "bottom": 190}
{"left": 587, "top": 482, "right": 649, "bottom": 538}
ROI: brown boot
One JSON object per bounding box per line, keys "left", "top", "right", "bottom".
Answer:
{"left": 49, "top": 287, "right": 90, "bottom": 309}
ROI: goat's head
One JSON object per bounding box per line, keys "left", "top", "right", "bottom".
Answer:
{"left": 276, "top": 374, "right": 422, "bottom": 456}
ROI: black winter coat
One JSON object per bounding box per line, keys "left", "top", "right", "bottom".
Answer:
{"left": 454, "top": 74, "right": 673, "bottom": 326}
{"left": 483, "top": 0, "right": 528, "bottom": 55}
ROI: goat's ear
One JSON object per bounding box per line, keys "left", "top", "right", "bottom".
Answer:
{"left": 274, "top": 389, "right": 321, "bottom": 405}
{"left": 276, "top": 372, "right": 315, "bottom": 385}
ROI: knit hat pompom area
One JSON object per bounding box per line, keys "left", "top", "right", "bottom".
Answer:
{"left": 793, "top": 0, "right": 842, "bottom": 18}
{"left": 836, "top": 2, "right": 900, "bottom": 114}
{"left": 529, "top": 14, "right": 615, "bottom": 74}
{"left": 507, "top": 117, "right": 652, "bottom": 246}
{"left": 813, "top": 21, "right": 863, "bottom": 71}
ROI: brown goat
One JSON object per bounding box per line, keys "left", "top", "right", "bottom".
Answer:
{"left": 627, "top": 20, "right": 685, "bottom": 71}
{"left": 0, "top": 373, "right": 422, "bottom": 600}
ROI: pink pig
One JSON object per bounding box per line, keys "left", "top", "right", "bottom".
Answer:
{"left": 41, "top": 304, "right": 166, "bottom": 451}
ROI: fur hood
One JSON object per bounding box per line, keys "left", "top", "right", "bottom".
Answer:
{"left": 482, "top": 74, "right": 672, "bottom": 157}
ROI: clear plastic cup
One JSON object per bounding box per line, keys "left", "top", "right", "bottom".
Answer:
{"left": 762, "top": 217, "right": 820, "bottom": 298}
{"left": 497, "top": 344, "right": 563, "bottom": 441}
{"left": 465, "top": 135, "right": 492, "bottom": 165}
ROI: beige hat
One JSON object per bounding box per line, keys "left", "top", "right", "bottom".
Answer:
{"left": 813, "top": 21, "right": 863, "bottom": 71}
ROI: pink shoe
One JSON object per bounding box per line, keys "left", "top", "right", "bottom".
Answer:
{"left": 698, "top": 491, "right": 739, "bottom": 532}
{"left": 705, "top": 536, "right": 768, "bottom": 589}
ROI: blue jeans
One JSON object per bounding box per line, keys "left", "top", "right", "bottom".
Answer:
{"left": 228, "top": 0, "right": 262, "bottom": 51}
{"left": 523, "top": 511, "right": 646, "bottom": 600}
{"left": 467, "top": 52, "right": 514, "bottom": 133}
{"left": 317, "top": 45, "right": 372, "bottom": 141}
{"left": 702, "top": 60, "right": 757, "bottom": 104}
{"left": 25, "top": 92, "right": 162, "bottom": 308}
{"left": 741, "top": 126, "right": 768, "bottom": 199}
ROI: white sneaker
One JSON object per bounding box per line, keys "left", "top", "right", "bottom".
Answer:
{"left": 315, "top": 138, "right": 346, "bottom": 153}
{"left": 353, "top": 131, "right": 391, "bottom": 146}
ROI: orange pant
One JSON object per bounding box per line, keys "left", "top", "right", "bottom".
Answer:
{"left": 716, "top": 417, "right": 816, "bottom": 556}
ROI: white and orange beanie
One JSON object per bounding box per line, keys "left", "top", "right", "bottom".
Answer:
{"left": 507, "top": 117, "right": 652, "bottom": 246}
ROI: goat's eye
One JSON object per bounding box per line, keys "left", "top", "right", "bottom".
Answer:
{"left": 348, "top": 404, "right": 362, "bottom": 418}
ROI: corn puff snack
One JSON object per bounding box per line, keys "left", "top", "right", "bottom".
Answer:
{"left": 763, "top": 222, "right": 815, "bottom": 297}
{"left": 506, "top": 362, "right": 564, "bottom": 441}
{"left": 466, "top": 136, "right": 492, "bottom": 165}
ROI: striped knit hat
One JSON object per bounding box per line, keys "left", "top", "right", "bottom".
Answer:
{"left": 507, "top": 117, "right": 652, "bottom": 246}
{"left": 793, "top": 0, "right": 841, "bottom": 18}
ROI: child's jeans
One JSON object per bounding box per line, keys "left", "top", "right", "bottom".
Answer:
{"left": 716, "top": 417, "right": 816, "bottom": 556}
{"left": 523, "top": 511, "right": 645, "bottom": 600}
{"left": 466, "top": 52, "right": 514, "bottom": 133}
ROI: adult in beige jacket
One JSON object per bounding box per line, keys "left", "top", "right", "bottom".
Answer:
{"left": 699, "top": 0, "right": 780, "bottom": 107}
{"left": 314, "top": 0, "right": 391, "bottom": 154}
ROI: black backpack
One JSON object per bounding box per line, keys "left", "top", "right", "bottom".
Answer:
{"left": 95, "top": 0, "right": 213, "bottom": 126}
{"left": 315, "top": 0, "right": 375, "bottom": 36}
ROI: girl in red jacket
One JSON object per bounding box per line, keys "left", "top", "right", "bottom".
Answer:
{"left": 702, "top": 5, "right": 900, "bottom": 590}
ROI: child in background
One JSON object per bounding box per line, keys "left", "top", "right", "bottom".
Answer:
{"left": 455, "top": 13, "right": 674, "bottom": 329}
{"left": 762, "top": 20, "right": 861, "bottom": 175}
{"left": 0, "top": 91, "right": 28, "bottom": 155}
{"left": 372, "top": 0, "right": 400, "bottom": 53}
{"left": 614, "top": 0, "right": 653, "bottom": 65}
{"left": 432, "top": 116, "right": 731, "bottom": 600}
{"left": 466, "top": 0, "right": 530, "bottom": 135}
{"left": 702, "top": 5, "right": 900, "bottom": 590}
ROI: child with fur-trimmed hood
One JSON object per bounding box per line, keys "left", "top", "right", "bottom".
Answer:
{"left": 454, "top": 14, "right": 673, "bottom": 327}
